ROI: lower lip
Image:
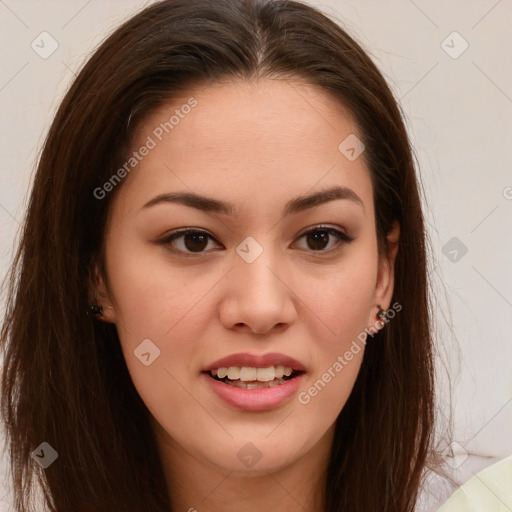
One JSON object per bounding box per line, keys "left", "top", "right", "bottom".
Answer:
{"left": 201, "top": 372, "right": 305, "bottom": 411}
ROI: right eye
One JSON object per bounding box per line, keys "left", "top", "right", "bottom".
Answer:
{"left": 157, "top": 228, "right": 223, "bottom": 256}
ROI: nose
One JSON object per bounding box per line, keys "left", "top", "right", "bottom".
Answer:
{"left": 219, "top": 243, "right": 298, "bottom": 335}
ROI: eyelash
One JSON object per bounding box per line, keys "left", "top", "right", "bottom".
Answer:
{"left": 157, "top": 225, "right": 354, "bottom": 257}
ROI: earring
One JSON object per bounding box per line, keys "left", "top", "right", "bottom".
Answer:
{"left": 88, "top": 304, "right": 113, "bottom": 322}
{"left": 377, "top": 305, "right": 387, "bottom": 320}
{"left": 88, "top": 304, "right": 103, "bottom": 317}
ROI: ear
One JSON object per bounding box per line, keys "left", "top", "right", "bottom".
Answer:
{"left": 88, "top": 261, "right": 116, "bottom": 323}
{"left": 371, "top": 220, "right": 400, "bottom": 322}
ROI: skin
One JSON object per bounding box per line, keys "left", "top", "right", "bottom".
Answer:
{"left": 92, "top": 78, "right": 399, "bottom": 512}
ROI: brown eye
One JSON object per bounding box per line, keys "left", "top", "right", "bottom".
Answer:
{"left": 182, "top": 232, "right": 209, "bottom": 252}
{"left": 295, "top": 226, "right": 353, "bottom": 253}
{"left": 305, "top": 230, "right": 330, "bottom": 251}
{"left": 158, "top": 229, "right": 221, "bottom": 255}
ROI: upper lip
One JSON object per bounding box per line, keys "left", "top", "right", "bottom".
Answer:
{"left": 202, "top": 352, "right": 307, "bottom": 372}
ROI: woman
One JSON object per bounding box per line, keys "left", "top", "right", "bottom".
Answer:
{"left": 1, "top": 0, "right": 437, "bottom": 510}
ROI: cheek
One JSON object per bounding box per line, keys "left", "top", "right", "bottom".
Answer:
{"left": 300, "top": 251, "right": 378, "bottom": 343}
{"left": 297, "top": 248, "right": 377, "bottom": 410}
{"left": 103, "top": 236, "right": 218, "bottom": 406}
{"left": 299, "top": 349, "right": 363, "bottom": 422}
{"left": 105, "top": 231, "right": 217, "bottom": 342}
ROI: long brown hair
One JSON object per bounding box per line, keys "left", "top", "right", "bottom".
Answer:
{"left": 1, "top": 1, "right": 435, "bottom": 510}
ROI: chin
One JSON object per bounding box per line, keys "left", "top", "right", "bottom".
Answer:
{"left": 195, "top": 430, "right": 311, "bottom": 476}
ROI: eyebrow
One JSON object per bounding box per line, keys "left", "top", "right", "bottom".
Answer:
{"left": 141, "top": 185, "right": 364, "bottom": 217}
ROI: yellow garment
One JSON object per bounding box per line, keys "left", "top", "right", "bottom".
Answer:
{"left": 437, "top": 455, "right": 512, "bottom": 511}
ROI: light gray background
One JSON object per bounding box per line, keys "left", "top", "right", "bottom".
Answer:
{"left": 1, "top": 0, "right": 511, "bottom": 510}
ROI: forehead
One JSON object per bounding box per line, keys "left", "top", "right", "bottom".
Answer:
{"left": 114, "top": 78, "right": 373, "bottom": 218}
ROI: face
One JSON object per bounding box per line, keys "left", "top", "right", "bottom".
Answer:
{"left": 93, "top": 78, "right": 399, "bottom": 477}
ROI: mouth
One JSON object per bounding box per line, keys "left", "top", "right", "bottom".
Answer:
{"left": 204, "top": 366, "right": 305, "bottom": 389}
{"left": 201, "top": 352, "right": 307, "bottom": 410}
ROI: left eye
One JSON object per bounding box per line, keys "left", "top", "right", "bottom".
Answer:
{"left": 158, "top": 226, "right": 353, "bottom": 256}
{"left": 295, "top": 226, "right": 353, "bottom": 252}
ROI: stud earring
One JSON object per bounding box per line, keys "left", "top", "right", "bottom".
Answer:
{"left": 377, "top": 305, "right": 387, "bottom": 320}
{"left": 88, "top": 304, "right": 103, "bottom": 317}
{"left": 88, "top": 304, "right": 113, "bottom": 322}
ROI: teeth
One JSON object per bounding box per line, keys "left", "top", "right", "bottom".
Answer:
{"left": 217, "top": 368, "right": 228, "bottom": 379}
{"left": 210, "top": 365, "right": 295, "bottom": 381}
{"left": 223, "top": 377, "right": 288, "bottom": 389}
{"left": 240, "top": 367, "right": 257, "bottom": 380}
{"left": 227, "top": 367, "right": 240, "bottom": 380}
{"left": 257, "top": 366, "right": 275, "bottom": 381}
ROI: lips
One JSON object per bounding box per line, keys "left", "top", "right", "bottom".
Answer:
{"left": 201, "top": 352, "right": 307, "bottom": 411}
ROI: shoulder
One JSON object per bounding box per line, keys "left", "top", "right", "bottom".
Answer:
{"left": 437, "top": 455, "right": 512, "bottom": 512}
